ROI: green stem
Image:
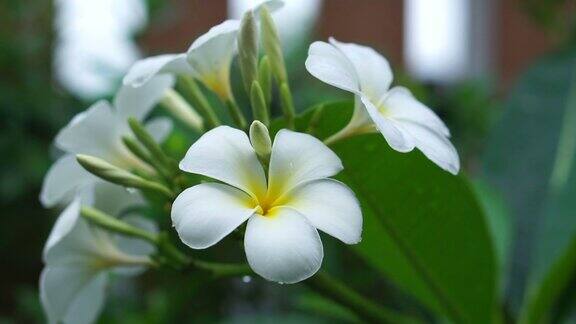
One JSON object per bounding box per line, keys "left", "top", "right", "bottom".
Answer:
{"left": 305, "top": 271, "right": 420, "bottom": 323}
{"left": 190, "top": 260, "right": 252, "bottom": 278}
{"left": 224, "top": 99, "right": 248, "bottom": 130}
{"left": 279, "top": 82, "right": 295, "bottom": 130}
{"left": 80, "top": 206, "right": 158, "bottom": 244}
{"left": 127, "top": 118, "right": 173, "bottom": 170}
{"left": 82, "top": 207, "right": 415, "bottom": 322}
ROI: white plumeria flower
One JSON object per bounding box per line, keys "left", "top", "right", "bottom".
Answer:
{"left": 40, "top": 198, "right": 157, "bottom": 324}
{"left": 171, "top": 126, "right": 362, "bottom": 284}
{"left": 305, "top": 38, "right": 460, "bottom": 175}
{"left": 122, "top": 0, "right": 284, "bottom": 101}
{"left": 40, "top": 75, "right": 174, "bottom": 208}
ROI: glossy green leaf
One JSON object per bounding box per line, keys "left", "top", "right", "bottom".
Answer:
{"left": 472, "top": 180, "right": 512, "bottom": 282}
{"left": 483, "top": 46, "right": 576, "bottom": 318}
{"left": 274, "top": 101, "right": 497, "bottom": 323}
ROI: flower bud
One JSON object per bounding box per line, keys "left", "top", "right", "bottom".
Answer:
{"left": 259, "top": 5, "right": 287, "bottom": 83}
{"left": 258, "top": 56, "right": 272, "bottom": 106}
{"left": 250, "top": 81, "right": 269, "bottom": 126}
{"left": 249, "top": 121, "right": 272, "bottom": 160}
{"left": 160, "top": 89, "right": 204, "bottom": 132}
{"left": 76, "top": 154, "right": 173, "bottom": 198}
{"left": 238, "top": 10, "right": 259, "bottom": 95}
{"left": 128, "top": 118, "right": 171, "bottom": 169}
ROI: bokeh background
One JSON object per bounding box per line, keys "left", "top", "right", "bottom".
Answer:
{"left": 1, "top": 0, "right": 575, "bottom": 322}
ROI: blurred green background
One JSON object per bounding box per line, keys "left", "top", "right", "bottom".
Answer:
{"left": 1, "top": 0, "right": 575, "bottom": 322}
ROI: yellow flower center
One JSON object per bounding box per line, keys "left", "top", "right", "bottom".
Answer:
{"left": 201, "top": 68, "right": 233, "bottom": 101}
{"left": 247, "top": 186, "right": 291, "bottom": 218}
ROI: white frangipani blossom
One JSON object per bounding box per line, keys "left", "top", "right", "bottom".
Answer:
{"left": 305, "top": 38, "right": 460, "bottom": 175}
{"left": 171, "top": 126, "right": 362, "bottom": 284}
{"left": 122, "top": 0, "right": 284, "bottom": 100}
{"left": 40, "top": 75, "right": 174, "bottom": 208}
{"left": 40, "top": 198, "right": 156, "bottom": 324}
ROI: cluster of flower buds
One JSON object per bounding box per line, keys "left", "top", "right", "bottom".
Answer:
{"left": 39, "top": 1, "right": 459, "bottom": 322}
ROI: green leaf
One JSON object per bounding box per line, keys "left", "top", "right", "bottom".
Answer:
{"left": 274, "top": 101, "right": 497, "bottom": 323}
{"left": 483, "top": 46, "right": 576, "bottom": 316}
{"left": 472, "top": 180, "right": 512, "bottom": 284}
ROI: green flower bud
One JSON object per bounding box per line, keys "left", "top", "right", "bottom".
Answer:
{"left": 76, "top": 154, "right": 173, "bottom": 198}
{"left": 238, "top": 10, "right": 259, "bottom": 95}
{"left": 250, "top": 81, "right": 269, "bottom": 126}
{"left": 258, "top": 56, "right": 272, "bottom": 106}
{"left": 249, "top": 121, "right": 272, "bottom": 160}
{"left": 260, "top": 5, "right": 287, "bottom": 83}
{"left": 160, "top": 89, "right": 204, "bottom": 132}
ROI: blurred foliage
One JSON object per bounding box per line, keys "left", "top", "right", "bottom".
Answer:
{"left": 520, "top": 0, "right": 576, "bottom": 40}
{"left": 0, "top": 0, "right": 82, "bottom": 322}
{"left": 484, "top": 44, "right": 576, "bottom": 320}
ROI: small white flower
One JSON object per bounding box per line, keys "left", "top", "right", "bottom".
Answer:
{"left": 305, "top": 38, "right": 460, "bottom": 174}
{"left": 40, "top": 75, "right": 174, "bottom": 208}
{"left": 171, "top": 126, "right": 362, "bottom": 284}
{"left": 122, "top": 0, "right": 284, "bottom": 101}
{"left": 40, "top": 198, "right": 156, "bottom": 324}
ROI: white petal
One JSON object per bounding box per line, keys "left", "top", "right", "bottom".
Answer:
{"left": 384, "top": 87, "right": 450, "bottom": 137}
{"left": 90, "top": 182, "right": 145, "bottom": 217}
{"left": 43, "top": 200, "right": 122, "bottom": 266}
{"left": 40, "top": 267, "right": 107, "bottom": 324}
{"left": 329, "top": 38, "right": 393, "bottom": 99}
{"left": 40, "top": 155, "right": 96, "bottom": 208}
{"left": 305, "top": 41, "right": 360, "bottom": 94}
{"left": 123, "top": 54, "right": 194, "bottom": 87}
{"left": 171, "top": 183, "right": 255, "bottom": 249}
{"left": 114, "top": 75, "right": 175, "bottom": 121}
{"left": 268, "top": 129, "right": 342, "bottom": 198}
{"left": 360, "top": 95, "right": 415, "bottom": 153}
{"left": 55, "top": 100, "right": 127, "bottom": 158}
{"left": 145, "top": 117, "right": 173, "bottom": 143}
{"left": 113, "top": 214, "right": 157, "bottom": 276}
{"left": 282, "top": 179, "right": 362, "bottom": 244}
{"left": 179, "top": 126, "right": 267, "bottom": 198}
{"left": 187, "top": 20, "right": 240, "bottom": 78}
{"left": 115, "top": 214, "right": 157, "bottom": 257}
{"left": 244, "top": 208, "right": 323, "bottom": 284}
{"left": 43, "top": 199, "right": 83, "bottom": 260}
{"left": 397, "top": 121, "right": 460, "bottom": 175}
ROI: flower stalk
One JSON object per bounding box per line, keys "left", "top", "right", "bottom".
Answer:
{"left": 279, "top": 82, "right": 295, "bottom": 129}
{"left": 80, "top": 206, "right": 158, "bottom": 244}
{"left": 224, "top": 99, "right": 248, "bottom": 130}
{"left": 128, "top": 118, "right": 177, "bottom": 174}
